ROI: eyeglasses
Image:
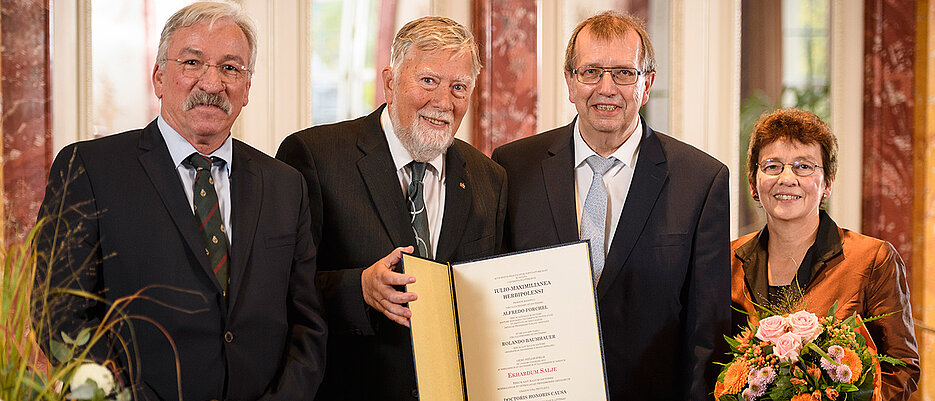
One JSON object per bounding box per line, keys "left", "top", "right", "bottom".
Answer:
{"left": 166, "top": 58, "right": 250, "bottom": 83}
{"left": 571, "top": 66, "right": 645, "bottom": 85}
{"left": 757, "top": 160, "right": 823, "bottom": 177}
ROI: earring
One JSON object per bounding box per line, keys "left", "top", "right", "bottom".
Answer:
{"left": 822, "top": 193, "right": 828, "bottom": 200}
{"left": 752, "top": 192, "right": 759, "bottom": 201}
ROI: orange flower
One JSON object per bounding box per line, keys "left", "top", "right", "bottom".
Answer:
{"left": 841, "top": 348, "right": 863, "bottom": 383}
{"left": 721, "top": 359, "right": 749, "bottom": 394}
{"left": 806, "top": 365, "right": 821, "bottom": 379}
{"left": 791, "top": 393, "right": 818, "bottom": 401}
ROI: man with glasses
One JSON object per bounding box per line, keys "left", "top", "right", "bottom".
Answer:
{"left": 492, "top": 11, "right": 729, "bottom": 400}
{"left": 37, "top": 2, "right": 326, "bottom": 399}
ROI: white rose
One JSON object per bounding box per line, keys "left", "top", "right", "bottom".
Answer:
{"left": 70, "top": 363, "right": 115, "bottom": 395}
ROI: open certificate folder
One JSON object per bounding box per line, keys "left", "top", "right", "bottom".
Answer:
{"left": 402, "top": 241, "right": 609, "bottom": 401}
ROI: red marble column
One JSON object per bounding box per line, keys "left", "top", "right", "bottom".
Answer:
{"left": 471, "top": 0, "right": 538, "bottom": 155}
{"left": 862, "top": 0, "right": 915, "bottom": 272}
{"left": 374, "top": 0, "right": 397, "bottom": 105}
{"left": 1, "top": 0, "right": 52, "bottom": 246}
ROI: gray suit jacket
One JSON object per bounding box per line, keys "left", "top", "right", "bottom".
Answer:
{"left": 38, "top": 120, "right": 327, "bottom": 400}
{"left": 492, "top": 117, "right": 730, "bottom": 401}
{"left": 276, "top": 104, "right": 507, "bottom": 400}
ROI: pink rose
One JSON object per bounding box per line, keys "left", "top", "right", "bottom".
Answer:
{"left": 786, "top": 310, "right": 823, "bottom": 343}
{"left": 755, "top": 315, "right": 789, "bottom": 343}
{"left": 773, "top": 332, "right": 803, "bottom": 362}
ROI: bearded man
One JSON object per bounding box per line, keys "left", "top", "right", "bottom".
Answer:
{"left": 276, "top": 16, "right": 506, "bottom": 401}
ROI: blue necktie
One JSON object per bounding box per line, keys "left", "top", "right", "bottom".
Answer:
{"left": 580, "top": 155, "right": 616, "bottom": 284}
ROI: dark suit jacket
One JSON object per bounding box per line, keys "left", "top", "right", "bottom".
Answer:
{"left": 37, "top": 120, "right": 327, "bottom": 400}
{"left": 276, "top": 105, "right": 507, "bottom": 401}
{"left": 491, "top": 118, "right": 730, "bottom": 401}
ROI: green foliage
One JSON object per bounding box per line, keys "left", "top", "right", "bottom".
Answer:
{"left": 716, "top": 304, "right": 907, "bottom": 400}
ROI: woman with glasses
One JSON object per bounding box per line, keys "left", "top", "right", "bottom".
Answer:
{"left": 730, "top": 108, "right": 919, "bottom": 400}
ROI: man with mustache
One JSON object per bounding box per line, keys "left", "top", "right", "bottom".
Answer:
{"left": 37, "top": 2, "right": 326, "bottom": 399}
{"left": 277, "top": 16, "right": 506, "bottom": 400}
{"left": 492, "top": 11, "right": 729, "bottom": 400}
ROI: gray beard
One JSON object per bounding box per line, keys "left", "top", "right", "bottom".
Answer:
{"left": 389, "top": 105, "right": 455, "bottom": 162}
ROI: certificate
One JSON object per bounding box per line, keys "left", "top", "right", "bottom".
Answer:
{"left": 403, "top": 241, "right": 608, "bottom": 401}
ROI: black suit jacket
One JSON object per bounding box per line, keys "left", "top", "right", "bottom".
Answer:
{"left": 276, "top": 105, "right": 507, "bottom": 401}
{"left": 491, "top": 118, "right": 730, "bottom": 401}
{"left": 37, "top": 120, "right": 327, "bottom": 400}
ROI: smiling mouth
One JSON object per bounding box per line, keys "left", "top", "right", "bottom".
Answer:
{"left": 594, "top": 104, "right": 619, "bottom": 111}
{"left": 774, "top": 194, "right": 801, "bottom": 200}
{"left": 421, "top": 116, "right": 448, "bottom": 126}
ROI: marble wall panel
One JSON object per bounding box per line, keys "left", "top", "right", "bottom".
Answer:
{"left": 471, "top": 0, "right": 538, "bottom": 155}
{"left": 913, "top": 2, "right": 935, "bottom": 400}
{"left": 862, "top": 0, "right": 915, "bottom": 271}
{"left": 1, "top": 0, "right": 51, "bottom": 245}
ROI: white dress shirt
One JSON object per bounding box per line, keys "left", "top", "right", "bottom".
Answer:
{"left": 158, "top": 115, "right": 233, "bottom": 243}
{"left": 381, "top": 108, "right": 446, "bottom": 258}
{"left": 573, "top": 118, "right": 642, "bottom": 256}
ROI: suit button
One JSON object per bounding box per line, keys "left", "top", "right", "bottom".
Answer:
{"left": 224, "top": 331, "right": 234, "bottom": 343}
{"left": 411, "top": 388, "right": 418, "bottom": 398}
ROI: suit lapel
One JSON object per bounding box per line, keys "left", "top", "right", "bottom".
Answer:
{"left": 357, "top": 107, "right": 414, "bottom": 247}
{"left": 597, "top": 121, "right": 668, "bottom": 299}
{"left": 227, "top": 141, "right": 260, "bottom": 310}
{"left": 739, "top": 232, "right": 769, "bottom": 306}
{"left": 542, "top": 123, "right": 579, "bottom": 244}
{"left": 136, "top": 120, "right": 218, "bottom": 290}
{"left": 436, "top": 144, "right": 470, "bottom": 262}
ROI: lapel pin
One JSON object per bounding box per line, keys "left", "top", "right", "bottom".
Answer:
{"left": 459, "top": 182, "right": 466, "bottom": 189}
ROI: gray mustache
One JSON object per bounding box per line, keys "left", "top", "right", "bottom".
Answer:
{"left": 184, "top": 90, "right": 231, "bottom": 114}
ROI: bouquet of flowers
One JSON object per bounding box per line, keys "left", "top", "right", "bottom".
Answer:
{"left": 714, "top": 302, "right": 904, "bottom": 401}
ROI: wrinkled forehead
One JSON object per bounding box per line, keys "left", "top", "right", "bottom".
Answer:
{"left": 401, "top": 48, "right": 474, "bottom": 81}
{"left": 168, "top": 18, "right": 251, "bottom": 58}
{"left": 574, "top": 26, "right": 641, "bottom": 60}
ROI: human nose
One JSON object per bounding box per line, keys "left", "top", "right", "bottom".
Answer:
{"left": 776, "top": 164, "right": 798, "bottom": 183}
{"left": 196, "top": 65, "right": 225, "bottom": 92}
{"left": 430, "top": 88, "right": 454, "bottom": 111}
{"left": 597, "top": 71, "right": 618, "bottom": 95}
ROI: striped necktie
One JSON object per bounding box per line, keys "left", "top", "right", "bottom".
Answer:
{"left": 186, "top": 153, "right": 230, "bottom": 294}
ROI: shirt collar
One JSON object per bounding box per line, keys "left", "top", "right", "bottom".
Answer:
{"left": 158, "top": 115, "right": 233, "bottom": 175}
{"left": 572, "top": 116, "right": 642, "bottom": 168}
{"left": 380, "top": 107, "right": 444, "bottom": 180}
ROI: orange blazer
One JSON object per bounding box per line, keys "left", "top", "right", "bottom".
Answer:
{"left": 730, "top": 215, "right": 919, "bottom": 401}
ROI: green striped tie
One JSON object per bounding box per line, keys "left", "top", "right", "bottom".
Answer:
{"left": 186, "top": 153, "right": 230, "bottom": 294}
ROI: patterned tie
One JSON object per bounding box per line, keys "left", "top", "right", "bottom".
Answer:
{"left": 580, "top": 155, "right": 617, "bottom": 284}
{"left": 186, "top": 153, "right": 230, "bottom": 293}
{"left": 407, "top": 161, "right": 432, "bottom": 259}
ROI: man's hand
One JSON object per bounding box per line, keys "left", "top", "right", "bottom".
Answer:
{"left": 361, "top": 246, "right": 417, "bottom": 327}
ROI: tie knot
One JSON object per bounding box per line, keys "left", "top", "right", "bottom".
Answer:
{"left": 186, "top": 153, "right": 222, "bottom": 171}
{"left": 585, "top": 155, "right": 616, "bottom": 176}
{"left": 410, "top": 161, "right": 427, "bottom": 183}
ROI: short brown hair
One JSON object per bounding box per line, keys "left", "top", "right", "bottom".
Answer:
{"left": 746, "top": 108, "right": 838, "bottom": 189}
{"left": 563, "top": 11, "right": 656, "bottom": 74}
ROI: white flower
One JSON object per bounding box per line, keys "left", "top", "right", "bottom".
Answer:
{"left": 70, "top": 362, "right": 115, "bottom": 395}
